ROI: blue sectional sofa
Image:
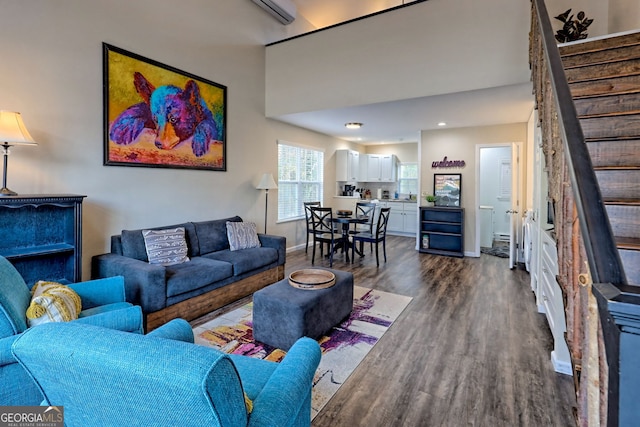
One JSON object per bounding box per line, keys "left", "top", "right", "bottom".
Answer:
{"left": 92, "top": 216, "right": 285, "bottom": 330}
{"left": 12, "top": 321, "right": 321, "bottom": 427}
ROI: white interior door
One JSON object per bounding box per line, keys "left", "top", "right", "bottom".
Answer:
{"left": 509, "top": 142, "right": 521, "bottom": 269}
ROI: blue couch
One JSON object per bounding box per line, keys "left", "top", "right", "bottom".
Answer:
{"left": 92, "top": 216, "right": 286, "bottom": 330}
{"left": 12, "top": 321, "right": 322, "bottom": 427}
{"left": 0, "top": 255, "right": 144, "bottom": 406}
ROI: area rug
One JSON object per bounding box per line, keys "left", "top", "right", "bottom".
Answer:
{"left": 193, "top": 286, "right": 412, "bottom": 419}
{"left": 481, "top": 241, "right": 510, "bottom": 258}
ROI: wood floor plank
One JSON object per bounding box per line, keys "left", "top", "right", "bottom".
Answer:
{"left": 284, "top": 236, "right": 577, "bottom": 427}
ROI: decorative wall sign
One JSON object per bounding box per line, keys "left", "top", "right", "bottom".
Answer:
{"left": 434, "top": 173, "right": 461, "bottom": 207}
{"left": 431, "top": 156, "right": 465, "bottom": 168}
{"left": 103, "top": 43, "right": 227, "bottom": 171}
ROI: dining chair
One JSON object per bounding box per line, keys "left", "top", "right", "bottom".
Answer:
{"left": 310, "top": 206, "right": 339, "bottom": 267}
{"left": 351, "top": 207, "right": 391, "bottom": 267}
{"left": 303, "top": 201, "right": 321, "bottom": 253}
{"left": 351, "top": 202, "right": 377, "bottom": 235}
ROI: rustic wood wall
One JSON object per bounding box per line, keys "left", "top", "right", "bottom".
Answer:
{"left": 530, "top": 5, "right": 607, "bottom": 425}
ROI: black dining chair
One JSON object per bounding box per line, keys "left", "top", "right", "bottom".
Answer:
{"left": 352, "top": 207, "right": 390, "bottom": 267}
{"left": 303, "top": 201, "right": 321, "bottom": 253}
{"left": 310, "top": 206, "right": 339, "bottom": 267}
{"left": 350, "top": 202, "right": 377, "bottom": 234}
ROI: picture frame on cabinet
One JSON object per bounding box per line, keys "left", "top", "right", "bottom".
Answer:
{"left": 434, "top": 173, "right": 461, "bottom": 207}
{"left": 103, "top": 43, "right": 227, "bottom": 171}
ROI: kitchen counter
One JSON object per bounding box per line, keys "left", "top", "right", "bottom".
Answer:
{"left": 380, "top": 199, "right": 417, "bottom": 203}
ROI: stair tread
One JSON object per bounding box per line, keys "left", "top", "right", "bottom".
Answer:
{"left": 578, "top": 110, "right": 640, "bottom": 119}
{"left": 617, "top": 236, "right": 640, "bottom": 251}
{"left": 593, "top": 166, "right": 640, "bottom": 171}
{"left": 586, "top": 136, "right": 640, "bottom": 142}
{"left": 573, "top": 89, "right": 640, "bottom": 100}
{"left": 569, "top": 75, "right": 640, "bottom": 99}
{"left": 605, "top": 200, "right": 640, "bottom": 206}
{"left": 560, "top": 32, "right": 640, "bottom": 57}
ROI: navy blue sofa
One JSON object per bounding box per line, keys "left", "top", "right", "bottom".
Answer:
{"left": 92, "top": 216, "right": 285, "bottom": 330}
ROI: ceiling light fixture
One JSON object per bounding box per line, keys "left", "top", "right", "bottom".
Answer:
{"left": 345, "top": 122, "right": 363, "bottom": 129}
{"left": 437, "top": 122, "right": 447, "bottom": 127}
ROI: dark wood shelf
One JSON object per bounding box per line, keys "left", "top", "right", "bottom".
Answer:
{"left": 1, "top": 243, "right": 76, "bottom": 259}
{"left": 0, "top": 194, "right": 85, "bottom": 286}
{"left": 419, "top": 206, "right": 464, "bottom": 258}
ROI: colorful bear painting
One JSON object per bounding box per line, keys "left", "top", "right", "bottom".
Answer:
{"left": 104, "top": 44, "right": 226, "bottom": 170}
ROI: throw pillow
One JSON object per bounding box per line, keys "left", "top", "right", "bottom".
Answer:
{"left": 244, "top": 393, "right": 253, "bottom": 414}
{"left": 226, "top": 221, "right": 261, "bottom": 251}
{"left": 142, "top": 227, "right": 190, "bottom": 266}
{"left": 26, "top": 281, "right": 82, "bottom": 327}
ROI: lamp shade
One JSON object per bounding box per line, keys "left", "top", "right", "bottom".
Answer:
{"left": 0, "top": 111, "right": 37, "bottom": 145}
{"left": 256, "top": 173, "right": 277, "bottom": 190}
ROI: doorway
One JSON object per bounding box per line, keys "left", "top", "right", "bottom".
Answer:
{"left": 475, "top": 143, "right": 521, "bottom": 267}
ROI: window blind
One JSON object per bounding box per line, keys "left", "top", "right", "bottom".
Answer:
{"left": 277, "top": 142, "right": 324, "bottom": 221}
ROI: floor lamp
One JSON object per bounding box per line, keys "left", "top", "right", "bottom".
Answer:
{"left": 0, "top": 111, "right": 37, "bottom": 197}
{"left": 256, "top": 173, "right": 277, "bottom": 234}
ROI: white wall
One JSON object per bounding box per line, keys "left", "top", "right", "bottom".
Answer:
{"left": 421, "top": 123, "right": 528, "bottom": 255}
{"left": 0, "top": 0, "right": 343, "bottom": 278}
{"left": 609, "top": 0, "right": 640, "bottom": 33}
{"left": 265, "top": 0, "right": 531, "bottom": 117}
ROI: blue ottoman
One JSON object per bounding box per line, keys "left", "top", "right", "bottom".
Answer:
{"left": 253, "top": 268, "right": 354, "bottom": 350}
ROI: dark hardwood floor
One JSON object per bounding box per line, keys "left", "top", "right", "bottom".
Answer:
{"left": 290, "top": 235, "right": 577, "bottom": 427}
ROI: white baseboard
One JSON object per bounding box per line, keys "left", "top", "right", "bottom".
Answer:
{"left": 551, "top": 351, "right": 573, "bottom": 376}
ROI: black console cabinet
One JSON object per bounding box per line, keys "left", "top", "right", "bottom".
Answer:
{"left": 419, "top": 206, "right": 464, "bottom": 258}
{"left": 0, "top": 194, "right": 86, "bottom": 285}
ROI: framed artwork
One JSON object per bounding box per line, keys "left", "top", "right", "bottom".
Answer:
{"left": 103, "top": 43, "right": 227, "bottom": 171}
{"left": 434, "top": 174, "right": 462, "bottom": 207}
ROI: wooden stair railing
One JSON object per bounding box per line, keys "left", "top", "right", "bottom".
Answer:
{"left": 531, "top": 1, "right": 640, "bottom": 426}
{"left": 560, "top": 33, "right": 640, "bottom": 287}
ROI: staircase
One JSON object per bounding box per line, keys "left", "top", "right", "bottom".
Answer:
{"left": 559, "top": 31, "right": 640, "bottom": 286}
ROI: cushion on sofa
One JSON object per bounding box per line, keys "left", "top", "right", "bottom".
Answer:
{"left": 226, "top": 221, "right": 261, "bottom": 251}
{"left": 193, "top": 216, "right": 242, "bottom": 255}
{"left": 121, "top": 222, "right": 199, "bottom": 261}
{"left": 203, "top": 247, "right": 278, "bottom": 276}
{"left": 142, "top": 227, "right": 190, "bottom": 266}
{"left": 26, "top": 281, "right": 82, "bottom": 327}
{"left": 165, "top": 257, "right": 234, "bottom": 298}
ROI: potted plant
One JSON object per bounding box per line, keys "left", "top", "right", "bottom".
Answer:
{"left": 424, "top": 194, "right": 437, "bottom": 207}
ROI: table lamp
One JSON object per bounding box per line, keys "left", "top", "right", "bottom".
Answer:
{"left": 0, "top": 111, "right": 37, "bottom": 196}
{"left": 256, "top": 173, "right": 278, "bottom": 234}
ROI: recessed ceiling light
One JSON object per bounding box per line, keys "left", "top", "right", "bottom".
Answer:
{"left": 437, "top": 122, "right": 447, "bottom": 127}
{"left": 345, "top": 122, "right": 363, "bottom": 129}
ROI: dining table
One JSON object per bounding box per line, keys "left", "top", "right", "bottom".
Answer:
{"left": 331, "top": 213, "right": 369, "bottom": 262}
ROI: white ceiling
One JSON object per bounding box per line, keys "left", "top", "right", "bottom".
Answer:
{"left": 269, "top": 0, "right": 534, "bottom": 144}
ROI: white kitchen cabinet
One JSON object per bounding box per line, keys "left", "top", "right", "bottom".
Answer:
{"left": 360, "top": 154, "right": 397, "bottom": 182}
{"left": 382, "top": 201, "right": 417, "bottom": 235}
{"left": 380, "top": 155, "right": 397, "bottom": 181}
{"left": 336, "top": 149, "right": 360, "bottom": 182}
{"left": 367, "top": 155, "right": 381, "bottom": 181}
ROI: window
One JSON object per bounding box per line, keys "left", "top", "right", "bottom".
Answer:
{"left": 398, "top": 162, "right": 418, "bottom": 195}
{"left": 277, "top": 141, "right": 324, "bottom": 222}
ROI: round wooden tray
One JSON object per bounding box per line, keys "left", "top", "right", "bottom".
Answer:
{"left": 288, "top": 269, "right": 336, "bottom": 290}
{"left": 337, "top": 209, "right": 352, "bottom": 217}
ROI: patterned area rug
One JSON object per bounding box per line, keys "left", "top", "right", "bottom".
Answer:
{"left": 193, "top": 286, "right": 412, "bottom": 419}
